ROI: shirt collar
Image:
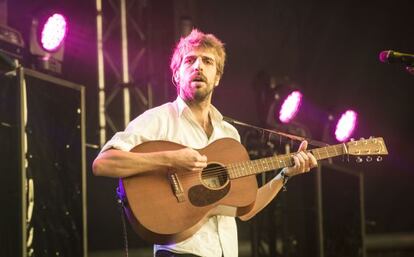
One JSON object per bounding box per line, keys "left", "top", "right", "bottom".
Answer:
{"left": 175, "top": 96, "right": 223, "bottom": 122}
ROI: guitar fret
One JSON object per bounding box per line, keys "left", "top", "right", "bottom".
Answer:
{"left": 233, "top": 163, "right": 238, "bottom": 178}
{"left": 270, "top": 158, "right": 276, "bottom": 170}
{"left": 315, "top": 150, "right": 321, "bottom": 160}
{"left": 244, "top": 162, "right": 249, "bottom": 176}
{"left": 253, "top": 161, "right": 258, "bottom": 175}
{"left": 227, "top": 137, "right": 385, "bottom": 180}
{"left": 236, "top": 163, "right": 241, "bottom": 177}
{"left": 246, "top": 162, "right": 251, "bottom": 175}
{"left": 334, "top": 145, "right": 339, "bottom": 156}
{"left": 251, "top": 160, "right": 256, "bottom": 175}
{"left": 262, "top": 159, "right": 268, "bottom": 171}
{"left": 277, "top": 157, "right": 283, "bottom": 169}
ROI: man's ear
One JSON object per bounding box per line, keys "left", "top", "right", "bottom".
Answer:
{"left": 173, "top": 72, "right": 180, "bottom": 83}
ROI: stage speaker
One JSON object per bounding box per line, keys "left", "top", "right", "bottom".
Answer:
{"left": 0, "top": 67, "right": 86, "bottom": 257}
{"left": 281, "top": 163, "right": 366, "bottom": 257}
{"left": 318, "top": 163, "right": 366, "bottom": 257}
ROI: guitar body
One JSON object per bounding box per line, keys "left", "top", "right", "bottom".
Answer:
{"left": 121, "top": 138, "right": 258, "bottom": 244}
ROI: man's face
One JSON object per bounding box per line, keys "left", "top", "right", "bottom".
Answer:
{"left": 176, "top": 48, "right": 220, "bottom": 102}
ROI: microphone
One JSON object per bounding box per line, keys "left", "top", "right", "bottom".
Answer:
{"left": 379, "top": 50, "right": 414, "bottom": 67}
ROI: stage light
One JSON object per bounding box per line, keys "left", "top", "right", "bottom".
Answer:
{"left": 29, "top": 11, "right": 67, "bottom": 74}
{"left": 278, "top": 90, "right": 303, "bottom": 123}
{"left": 334, "top": 110, "right": 357, "bottom": 142}
{"left": 40, "top": 13, "right": 67, "bottom": 52}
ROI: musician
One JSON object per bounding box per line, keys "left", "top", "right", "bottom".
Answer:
{"left": 92, "top": 29, "right": 318, "bottom": 257}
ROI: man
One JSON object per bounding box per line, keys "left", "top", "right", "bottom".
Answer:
{"left": 92, "top": 29, "right": 318, "bottom": 257}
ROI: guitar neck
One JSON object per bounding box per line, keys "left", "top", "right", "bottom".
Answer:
{"left": 228, "top": 143, "right": 347, "bottom": 179}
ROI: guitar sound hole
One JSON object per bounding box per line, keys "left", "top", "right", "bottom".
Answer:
{"left": 201, "top": 163, "right": 228, "bottom": 189}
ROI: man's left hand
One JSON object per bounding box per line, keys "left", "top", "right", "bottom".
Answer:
{"left": 283, "top": 140, "right": 318, "bottom": 177}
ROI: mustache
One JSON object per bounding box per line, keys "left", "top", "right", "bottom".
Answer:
{"left": 190, "top": 73, "right": 207, "bottom": 82}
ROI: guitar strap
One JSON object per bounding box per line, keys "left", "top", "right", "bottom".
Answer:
{"left": 116, "top": 185, "right": 129, "bottom": 257}
{"left": 223, "top": 116, "right": 330, "bottom": 147}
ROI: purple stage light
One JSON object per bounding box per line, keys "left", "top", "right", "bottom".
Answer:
{"left": 40, "top": 13, "right": 67, "bottom": 52}
{"left": 335, "top": 110, "right": 357, "bottom": 142}
{"left": 278, "top": 90, "right": 303, "bottom": 123}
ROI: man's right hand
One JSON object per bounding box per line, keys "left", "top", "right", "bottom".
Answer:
{"left": 168, "top": 148, "right": 207, "bottom": 172}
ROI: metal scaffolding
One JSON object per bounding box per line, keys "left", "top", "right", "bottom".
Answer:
{"left": 96, "top": 0, "right": 153, "bottom": 147}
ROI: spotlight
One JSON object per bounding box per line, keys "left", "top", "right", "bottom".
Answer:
{"left": 40, "top": 13, "right": 67, "bottom": 52}
{"left": 29, "top": 11, "right": 68, "bottom": 73}
{"left": 334, "top": 110, "right": 358, "bottom": 142}
{"left": 278, "top": 90, "right": 303, "bottom": 123}
{"left": 252, "top": 72, "right": 305, "bottom": 128}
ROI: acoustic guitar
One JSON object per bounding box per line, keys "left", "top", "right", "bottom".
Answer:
{"left": 120, "top": 137, "right": 388, "bottom": 244}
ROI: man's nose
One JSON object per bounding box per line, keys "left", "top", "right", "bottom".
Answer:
{"left": 192, "top": 57, "right": 203, "bottom": 71}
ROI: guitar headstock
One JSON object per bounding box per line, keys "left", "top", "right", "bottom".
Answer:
{"left": 346, "top": 137, "right": 388, "bottom": 156}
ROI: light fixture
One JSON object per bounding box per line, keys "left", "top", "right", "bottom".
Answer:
{"left": 278, "top": 90, "right": 303, "bottom": 123}
{"left": 40, "top": 13, "right": 67, "bottom": 52}
{"left": 334, "top": 110, "right": 358, "bottom": 142}
{"left": 29, "top": 11, "right": 68, "bottom": 74}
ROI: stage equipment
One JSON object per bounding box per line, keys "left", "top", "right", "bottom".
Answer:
{"left": 96, "top": 0, "right": 155, "bottom": 147}
{"left": 0, "top": 23, "right": 25, "bottom": 61}
{"left": 39, "top": 13, "right": 67, "bottom": 52}
{"left": 379, "top": 50, "right": 414, "bottom": 67}
{"left": 252, "top": 72, "right": 304, "bottom": 128}
{"left": 334, "top": 110, "right": 357, "bottom": 142}
{"left": 380, "top": 50, "right": 414, "bottom": 75}
{"left": 278, "top": 90, "right": 303, "bottom": 123}
{"left": 321, "top": 109, "right": 358, "bottom": 144}
{"left": 316, "top": 163, "right": 367, "bottom": 257}
{"left": 29, "top": 12, "right": 67, "bottom": 73}
{"left": 248, "top": 149, "right": 368, "bottom": 257}
{"left": 0, "top": 67, "right": 86, "bottom": 257}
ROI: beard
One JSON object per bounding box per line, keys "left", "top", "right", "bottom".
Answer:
{"left": 179, "top": 79, "right": 215, "bottom": 102}
{"left": 192, "top": 85, "right": 214, "bottom": 102}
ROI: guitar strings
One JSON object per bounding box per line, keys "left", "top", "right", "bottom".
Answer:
{"left": 179, "top": 155, "right": 293, "bottom": 179}
{"left": 178, "top": 146, "right": 344, "bottom": 179}
{"left": 182, "top": 154, "right": 292, "bottom": 179}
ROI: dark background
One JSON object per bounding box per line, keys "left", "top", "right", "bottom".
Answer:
{"left": 6, "top": 0, "right": 414, "bottom": 254}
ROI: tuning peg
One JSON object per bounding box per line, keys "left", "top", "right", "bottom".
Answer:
{"left": 376, "top": 156, "right": 383, "bottom": 162}
{"left": 366, "top": 156, "right": 373, "bottom": 162}
{"left": 360, "top": 137, "right": 365, "bottom": 140}
{"left": 350, "top": 138, "right": 355, "bottom": 141}
{"left": 356, "top": 157, "right": 363, "bottom": 163}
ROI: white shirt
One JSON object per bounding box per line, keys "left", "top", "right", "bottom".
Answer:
{"left": 101, "top": 96, "right": 241, "bottom": 257}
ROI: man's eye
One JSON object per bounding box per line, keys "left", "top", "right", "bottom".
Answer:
{"left": 184, "top": 58, "right": 194, "bottom": 64}
{"left": 204, "top": 58, "right": 214, "bottom": 64}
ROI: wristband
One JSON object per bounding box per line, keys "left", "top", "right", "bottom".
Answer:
{"left": 280, "top": 169, "right": 290, "bottom": 191}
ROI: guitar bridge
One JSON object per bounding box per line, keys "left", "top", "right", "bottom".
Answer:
{"left": 169, "top": 173, "right": 186, "bottom": 203}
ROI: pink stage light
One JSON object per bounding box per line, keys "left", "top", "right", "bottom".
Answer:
{"left": 278, "top": 90, "right": 303, "bottom": 123}
{"left": 40, "top": 13, "right": 67, "bottom": 52}
{"left": 335, "top": 110, "right": 357, "bottom": 142}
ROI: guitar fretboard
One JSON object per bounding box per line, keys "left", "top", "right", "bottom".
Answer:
{"left": 227, "top": 143, "right": 347, "bottom": 179}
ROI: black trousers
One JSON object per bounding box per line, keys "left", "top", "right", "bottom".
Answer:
{"left": 155, "top": 250, "right": 201, "bottom": 257}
